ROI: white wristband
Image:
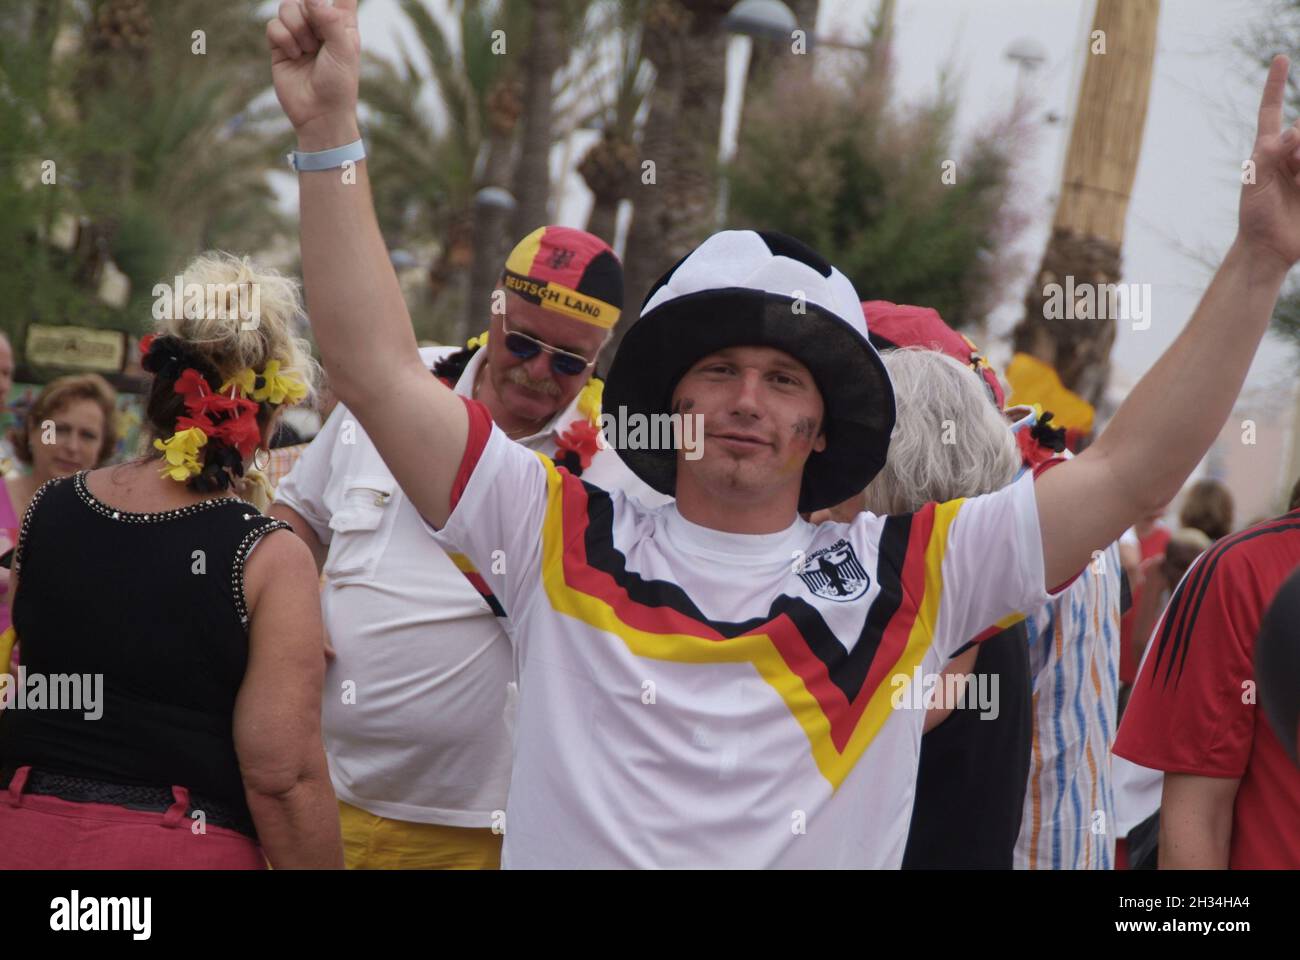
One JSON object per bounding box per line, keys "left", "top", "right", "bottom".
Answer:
{"left": 286, "top": 138, "right": 366, "bottom": 172}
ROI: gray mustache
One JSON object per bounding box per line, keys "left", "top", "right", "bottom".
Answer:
{"left": 506, "top": 366, "right": 562, "bottom": 397}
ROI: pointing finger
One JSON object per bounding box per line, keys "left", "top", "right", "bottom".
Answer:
{"left": 1257, "top": 54, "right": 1289, "bottom": 141}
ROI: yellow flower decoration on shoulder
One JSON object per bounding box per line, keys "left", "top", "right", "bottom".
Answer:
{"left": 153, "top": 427, "right": 207, "bottom": 481}
{"left": 576, "top": 377, "right": 603, "bottom": 425}
{"left": 467, "top": 330, "right": 490, "bottom": 351}
{"left": 252, "top": 359, "right": 307, "bottom": 405}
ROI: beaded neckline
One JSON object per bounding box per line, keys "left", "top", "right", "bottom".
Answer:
{"left": 73, "top": 470, "right": 255, "bottom": 523}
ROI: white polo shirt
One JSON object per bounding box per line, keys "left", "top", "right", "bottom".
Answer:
{"left": 428, "top": 409, "right": 1056, "bottom": 866}
{"left": 275, "top": 346, "right": 666, "bottom": 827}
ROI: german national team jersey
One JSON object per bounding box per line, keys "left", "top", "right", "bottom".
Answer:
{"left": 427, "top": 400, "right": 1056, "bottom": 868}
{"left": 1114, "top": 509, "right": 1300, "bottom": 869}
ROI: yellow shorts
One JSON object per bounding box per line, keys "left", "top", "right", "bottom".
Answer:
{"left": 338, "top": 799, "right": 502, "bottom": 870}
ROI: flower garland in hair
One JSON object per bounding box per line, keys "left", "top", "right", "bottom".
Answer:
{"left": 141, "top": 334, "right": 306, "bottom": 491}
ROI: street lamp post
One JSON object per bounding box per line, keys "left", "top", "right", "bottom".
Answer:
{"left": 719, "top": 1, "right": 871, "bottom": 226}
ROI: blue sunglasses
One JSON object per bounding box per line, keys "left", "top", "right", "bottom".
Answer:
{"left": 501, "top": 318, "right": 597, "bottom": 377}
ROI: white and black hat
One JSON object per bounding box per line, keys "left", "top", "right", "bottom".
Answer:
{"left": 604, "top": 229, "right": 896, "bottom": 513}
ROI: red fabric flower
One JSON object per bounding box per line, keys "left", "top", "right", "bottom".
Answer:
{"left": 175, "top": 369, "right": 251, "bottom": 422}
{"left": 555, "top": 419, "right": 602, "bottom": 471}
{"left": 173, "top": 367, "right": 207, "bottom": 403}
{"left": 138, "top": 333, "right": 156, "bottom": 358}
{"left": 1017, "top": 425, "right": 1057, "bottom": 470}
{"left": 209, "top": 399, "right": 262, "bottom": 458}
{"left": 176, "top": 413, "right": 215, "bottom": 435}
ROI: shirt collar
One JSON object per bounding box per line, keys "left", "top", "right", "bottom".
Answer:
{"left": 662, "top": 504, "right": 812, "bottom": 565}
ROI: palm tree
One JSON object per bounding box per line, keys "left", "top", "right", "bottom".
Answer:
{"left": 1, "top": 0, "right": 290, "bottom": 357}
{"left": 508, "top": 0, "right": 565, "bottom": 240}
{"left": 1010, "top": 0, "right": 1161, "bottom": 413}
{"left": 575, "top": 0, "right": 654, "bottom": 245}
{"left": 614, "top": 0, "right": 735, "bottom": 357}
{"left": 362, "top": 0, "right": 530, "bottom": 344}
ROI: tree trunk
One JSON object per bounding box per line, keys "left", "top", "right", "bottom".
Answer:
{"left": 579, "top": 131, "right": 639, "bottom": 246}
{"left": 508, "top": 0, "right": 563, "bottom": 240}
{"left": 585, "top": 199, "right": 620, "bottom": 246}
{"left": 1012, "top": 0, "right": 1160, "bottom": 411}
{"left": 465, "top": 76, "right": 523, "bottom": 343}
{"left": 612, "top": 0, "right": 733, "bottom": 360}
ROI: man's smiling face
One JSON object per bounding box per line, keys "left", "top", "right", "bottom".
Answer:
{"left": 670, "top": 344, "right": 826, "bottom": 505}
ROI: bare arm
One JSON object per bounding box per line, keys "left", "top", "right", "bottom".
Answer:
{"left": 924, "top": 647, "right": 978, "bottom": 733}
{"left": 235, "top": 530, "right": 343, "bottom": 868}
{"left": 268, "top": 502, "right": 328, "bottom": 573}
{"left": 1036, "top": 56, "right": 1300, "bottom": 587}
{"left": 268, "top": 0, "right": 465, "bottom": 527}
{"left": 1158, "top": 772, "right": 1239, "bottom": 869}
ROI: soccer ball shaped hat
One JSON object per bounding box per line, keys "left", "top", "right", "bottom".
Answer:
{"left": 604, "top": 230, "right": 896, "bottom": 513}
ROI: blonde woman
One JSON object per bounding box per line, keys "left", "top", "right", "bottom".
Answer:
{"left": 0, "top": 252, "right": 341, "bottom": 869}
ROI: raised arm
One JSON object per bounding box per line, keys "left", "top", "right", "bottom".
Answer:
{"left": 267, "top": 0, "right": 465, "bottom": 526}
{"left": 1036, "top": 55, "right": 1300, "bottom": 587}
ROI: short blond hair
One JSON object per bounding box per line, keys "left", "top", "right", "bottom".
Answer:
{"left": 148, "top": 251, "right": 319, "bottom": 406}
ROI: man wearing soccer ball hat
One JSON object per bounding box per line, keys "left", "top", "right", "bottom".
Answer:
{"left": 269, "top": 3, "right": 1300, "bottom": 868}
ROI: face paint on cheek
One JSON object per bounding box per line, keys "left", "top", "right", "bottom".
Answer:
{"left": 792, "top": 417, "right": 819, "bottom": 442}
{"left": 781, "top": 417, "right": 821, "bottom": 470}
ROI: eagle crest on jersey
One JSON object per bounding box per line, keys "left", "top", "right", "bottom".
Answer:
{"left": 797, "top": 539, "right": 871, "bottom": 602}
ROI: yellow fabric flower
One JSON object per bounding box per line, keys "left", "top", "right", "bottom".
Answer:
{"left": 577, "top": 377, "right": 603, "bottom": 425}
{"left": 467, "top": 330, "right": 490, "bottom": 351}
{"left": 251, "top": 359, "right": 307, "bottom": 405}
{"left": 153, "top": 427, "right": 207, "bottom": 482}
{"left": 220, "top": 368, "right": 256, "bottom": 397}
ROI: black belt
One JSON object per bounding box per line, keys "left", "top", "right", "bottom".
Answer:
{"left": 3, "top": 766, "right": 258, "bottom": 840}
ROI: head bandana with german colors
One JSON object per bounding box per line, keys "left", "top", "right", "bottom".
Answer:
{"left": 501, "top": 226, "right": 624, "bottom": 330}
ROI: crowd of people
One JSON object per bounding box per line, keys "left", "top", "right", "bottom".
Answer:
{"left": 1, "top": 0, "right": 1299, "bottom": 870}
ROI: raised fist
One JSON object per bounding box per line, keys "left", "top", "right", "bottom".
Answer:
{"left": 267, "top": 0, "right": 361, "bottom": 144}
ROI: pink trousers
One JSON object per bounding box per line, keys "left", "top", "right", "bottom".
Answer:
{"left": 0, "top": 766, "right": 267, "bottom": 869}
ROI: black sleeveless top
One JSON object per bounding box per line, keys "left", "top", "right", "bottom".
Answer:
{"left": 0, "top": 471, "right": 290, "bottom": 830}
{"left": 901, "top": 623, "right": 1034, "bottom": 869}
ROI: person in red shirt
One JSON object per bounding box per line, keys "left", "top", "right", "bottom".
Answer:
{"left": 1119, "top": 510, "right": 1171, "bottom": 690}
{"left": 1113, "top": 505, "right": 1300, "bottom": 868}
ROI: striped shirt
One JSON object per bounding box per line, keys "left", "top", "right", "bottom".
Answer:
{"left": 1015, "top": 540, "right": 1122, "bottom": 869}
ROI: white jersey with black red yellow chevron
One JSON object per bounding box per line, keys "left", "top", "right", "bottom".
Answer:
{"left": 426, "top": 399, "right": 1056, "bottom": 868}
